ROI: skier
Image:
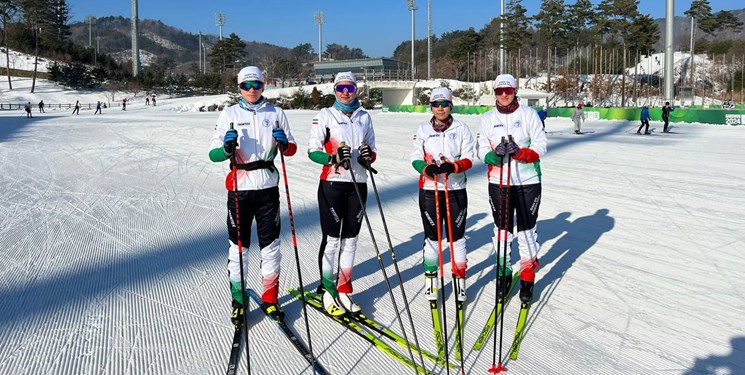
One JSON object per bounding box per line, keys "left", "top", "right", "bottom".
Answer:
{"left": 637, "top": 105, "right": 651, "bottom": 134}
{"left": 571, "top": 103, "right": 585, "bottom": 134}
{"left": 38, "top": 100, "right": 45, "bottom": 113}
{"left": 662, "top": 101, "right": 674, "bottom": 133}
{"left": 72, "top": 100, "right": 81, "bottom": 115}
{"left": 94, "top": 101, "right": 102, "bottom": 115}
{"left": 145, "top": 94, "right": 150, "bottom": 106}
{"left": 208, "top": 66, "right": 297, "bottom": 324}
{"left": 537, "top": 105, "right": 547, "bottom": 130}
{"left": 308, "top": 71, "right": 376, "bottom": 316}
{"left": 151, "top": 94, "right": 156, "bottom": 106}
{"left": 24, "top": 102, "right": 32, "bottom": 118}
{"left": 410, "top": 87, "right": 474, "bottom": 303}
{"left": 477, "top": 73, "right": 547, "bottom": 303}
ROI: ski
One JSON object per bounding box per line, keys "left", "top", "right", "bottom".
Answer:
{"left": 429, "top": 299, "right": 446, "bottom": 361}
{"left": 226, "top": 325, "right": 243, "bottom": 375}
{"left": 300, "top": 289, "right": 452, "bottom": 368}
{"left": 288, "top": 288, "right": 434, "bottom": 375}
{"left": 472, "top": 272, "right": 520, "bottom": 351}
{"left": 508, "top": 302, "right": 531, "bottom": 360}
{"left": 453, "top": 301, "right": 464, "bottom": 361}
{"left": 246, "top": 289, "right": 330, "bottom": 375}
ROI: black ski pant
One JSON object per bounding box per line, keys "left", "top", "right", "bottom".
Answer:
{"left": 316, "top": 180, "right": 367, "bottom": 286}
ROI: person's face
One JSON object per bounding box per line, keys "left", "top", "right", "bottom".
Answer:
{"left": 239, "top": 80, "right": 264, "bottom": 104}
{"left": 495, "top": 86, "right": 515, "bottom": 107}
{"left": 335, "top": 80, "right": 356, "bottom": 103}
{"left": 430, "top": 100, "right": 452, "bottom": 122}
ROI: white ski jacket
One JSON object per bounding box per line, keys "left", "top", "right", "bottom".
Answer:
{"left": 209, "top": 101, "right": 296, "bottom": 191}
{"left": 476, "top": 105, "right": 547, "bottom": 186}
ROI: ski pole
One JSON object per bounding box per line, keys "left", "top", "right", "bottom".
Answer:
{"left": 341, "top": 142, "right": 421, "bottom": 375}
{"left": 229, "top": 122, "right": 251, "bottom": 375}
{"left": 433, "top": 172, "right": 451, "bottom": 375}
{"left": 440, "top": 157, "right": 465, "bottom": 375}
{"left": 275, "top": 125, "right": 319, "bottom": 373}
{"left": 365, "top": 149, "right": 426, "bottom": 372}
{"left": 489, "top": 137, "right": 508, "bottom": 374}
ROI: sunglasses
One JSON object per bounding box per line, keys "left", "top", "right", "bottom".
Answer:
{"left": 335, "top": 84, "right": 356, "bottom": 94}
{"left": 494, "top": 87, "right": 515, "bottom": 96}
{"left": 239, "top": 81, "right": 264, "bottom": 91}
{"left": 430, "top": 101, "right": 451, "bottom": 108}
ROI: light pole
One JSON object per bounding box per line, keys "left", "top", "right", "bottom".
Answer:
{"left": 314, "top": 12, "right": 324, "bottom": 62}
{"left": 198, "top": 30, "right": 202, "bottom": 73}
{"left": 664, "top": 0, "right": 674, "bottom": 104}
{"left": 427, "top": 0, "right": 431, "bottom": 80}
{"left": 499, "top": 0, "right": 505, "bottom": 74}
{"left": 131, "top": 0, "right": 140, "bottom": 77}
{"left": 216, "top": 13, "right": 225, "bottom": 40}
{"left": 85, "top": 15, "right": 95, "bottom": 47}
{"left": 407, "top": 0, "right": 416, "bottom": 81}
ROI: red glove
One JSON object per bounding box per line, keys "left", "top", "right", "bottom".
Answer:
{"left": 513, "top": 148, "right": 539, "bottom": 163}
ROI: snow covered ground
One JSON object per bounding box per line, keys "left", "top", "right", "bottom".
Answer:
{"left": 1, "top": 81, "right": 744, "bottom": 375}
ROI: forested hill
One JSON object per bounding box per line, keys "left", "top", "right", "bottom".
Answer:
{"left": 67, "top": 16, "right": 294, "bottom": 72}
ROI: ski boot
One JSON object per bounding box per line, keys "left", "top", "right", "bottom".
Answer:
{"left": 322, "top": 291, "right": 347, "bottom": 316}
{"left": 315, "top": 283, "right": 326, "bottom": 295}
{"left": 497, "top": 272, "right": 513, "bottom": 299}
{"left": 260, "top": 301, "right": 285, "bottom": 322}
{"left": 497, "top": 259, "right": 513, "bottom": 299}
{"left": 231, "top": 299, "right": 245, "bottom": 326}
{"left": 423, "top": 272, "right": 438, "bottom": 301}
{"left": 453, "top": 275, "right": 467, "bottom": 302}
{"left": 337, "top": 293, "right": 361, "bottom": 314}
{"left": 519, "top": 259, "right": 539, "bottom": 303}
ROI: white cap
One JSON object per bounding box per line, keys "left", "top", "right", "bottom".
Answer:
{"left": 334, "top": 71, "right": 357, "bottom": 85}
{"left": 493, "top": 74, "right": 517, "bottom": 89}
{"left": 237, "top": 66, "right": 265, "bottom": 83}
{"left": 429, "top": 87, "right": 453, "bottom": 102}
{"left": 542, "top": 105, "right": 547, "bottom": 110}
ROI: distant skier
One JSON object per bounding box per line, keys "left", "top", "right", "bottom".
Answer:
{"left": 208, "top": 66, "right": 297, "bottom": 325}
{"left": 151, "top": 94, "right": 156, "bottom": 106}
{"left": 145, "top": 94, "right": 150, "bottom": 106}
{"left": 571, "top": 103, "right": 585, "bottom": 134}
{"left": 122, "top": 98, "right": 127, "bottom": 111}
{"left": 94, "top": 101, "right": 102, "bottom": 115}
{"left": 410, "top": 87, "right": 474, "bottom": 303}
{"left": 38, "top": 100, "right": 45, "bottom": 113}
{"left": 477, "top": 73, "right": 547, "bottom": 303}
{"left": 72, "top": 100, "right": 81, "bottom": 115}
{"left": 637, "top": 105, "right": 651, "bottom": 134}
{"left": 308, "top": 71, "right": 377, "bottom": 316}
{"left": 24, "top": 102, "right": 32, "bottom": 118}
{"left": 662, "top": 102, "right": 674, "bottom": 133}
{"left": 537, "top": 105, "right": 547, "bottom": 130}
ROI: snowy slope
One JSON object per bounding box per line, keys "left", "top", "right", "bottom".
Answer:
{"left": 1, "top": 82, "right": 744, "bottom": 375}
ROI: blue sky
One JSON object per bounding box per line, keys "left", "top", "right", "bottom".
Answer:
{"left": 67, "top": 1, "right": 736, "bottom": 58}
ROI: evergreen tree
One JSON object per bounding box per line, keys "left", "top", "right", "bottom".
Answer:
{"left": 533, "top": 0, "right": 567, "bottom": 92}
{"left": 597, "top": 0, "right": 640, "bottom": 106}
{"left": 502, "top": 0, "right": 531, "bottom": 78}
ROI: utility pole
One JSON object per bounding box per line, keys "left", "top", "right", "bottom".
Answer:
{"left": 131, "top": 0, "right": 140, "bottom": 77}
{"left": 215, "top": 13, "right": 225, "bottom": 40}
{"left": 315, "top": 12, "right": 324, "bottom": 62}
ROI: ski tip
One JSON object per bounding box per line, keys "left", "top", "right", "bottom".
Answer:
{"left": 488, "top": 363, "right": 508, "bottom": 373}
